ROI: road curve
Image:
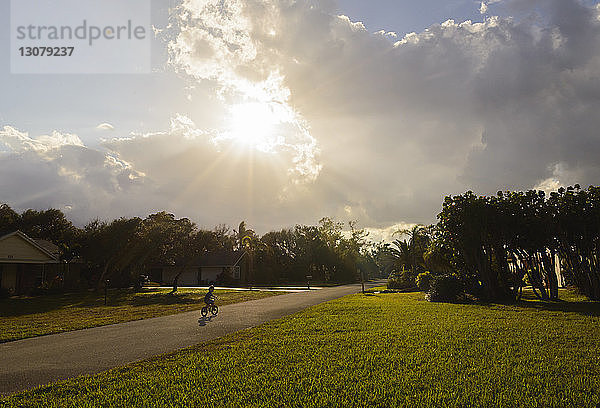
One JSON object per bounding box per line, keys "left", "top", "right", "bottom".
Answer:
{"left": 0, "top": 281, "right": 384, "bottom": 395}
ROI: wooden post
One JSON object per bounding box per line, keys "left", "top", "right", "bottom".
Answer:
{"left": 360, "top": 269, "right": 365, "bottom": 294}
{"left": 104, "top": 279, "right": 109, "bottom": 306}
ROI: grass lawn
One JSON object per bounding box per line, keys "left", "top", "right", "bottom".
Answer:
{"left": 0, "top": 288, "right": 280, "bottom": 343}
{"left": 2, "top": 288, "right": 600, "bottom": 407}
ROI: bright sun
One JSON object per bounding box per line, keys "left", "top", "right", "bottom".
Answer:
{"left": 224, "top": 101, "right": 289, "bottom": 152}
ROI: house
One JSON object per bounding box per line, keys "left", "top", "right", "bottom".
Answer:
{"left": 152, "top": 250, "right": 249, "bottom": 286}
{"left": 0, "top": 231, "right": 61, "bottom": 295}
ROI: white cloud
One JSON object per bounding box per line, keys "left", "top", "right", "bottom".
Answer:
{"left": 480, "top": 0, "right": 503, "bottom": 14}
{"left": 0, "top": 126, "right": 83, "bottom": 154}
{"left": 532, "top": 162, "right": 589, "bottom": 194}
{"left": 534, "top": 177, "right": 562, "bottom": 195}
{"left": 96, "top": 123, "right": 115, "bottom": 131}
{"left": 364, "top": 223, "right": 420, "bottom": 243}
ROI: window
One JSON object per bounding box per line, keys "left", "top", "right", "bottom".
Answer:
{"left": 233, "top": 266, "right": 241, "bottom": 280}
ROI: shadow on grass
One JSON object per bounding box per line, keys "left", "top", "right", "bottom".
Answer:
{"left": 0, "top": 288, "right": 201, "bottom": 317}
{"left": 505, "top": 288, "right": 600, "bottom": 317}
{"left": 0, "top": 292, "right": 99, "bottom": 317}
{"left": 513, "top": 298, "right": 600, "bottom": 317}
{"left": 459, "top": 289, "right": 600, "bottom": 317}
{"left": 128, "top": 292, "right": 198, "bottom": 306}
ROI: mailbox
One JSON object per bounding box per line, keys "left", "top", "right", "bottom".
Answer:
{"left": 306, "top": 275, "right": 312, "bottom": 290}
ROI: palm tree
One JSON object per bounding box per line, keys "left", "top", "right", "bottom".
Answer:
{"left": 236, "top": 221, "right": 256, "bottom": 250}
{"left": 393, "top": 225, "right": 430, "bottom": 276}
{"left": 381, "top": 239, "right": 412, "bottom": 275}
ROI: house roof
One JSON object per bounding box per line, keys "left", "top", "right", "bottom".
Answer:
{"left": 192, "top": 250, "right": 246, "bottom": 267}
{"left": 0, "top": 230, "right": 60, "bottom": 261}
{"left": 34, "top": 239, "right": 60, "bottom": 258}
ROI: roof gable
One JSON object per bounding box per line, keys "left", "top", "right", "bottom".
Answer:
{"left": 0, "top": 231, "right": 60, "bottom": 263}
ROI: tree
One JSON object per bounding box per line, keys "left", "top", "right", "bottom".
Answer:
{"left": 436, "top": 186, "right": 600, "bottom": 301}
{"left": 259, "top": 228, "right": 300, "bottom": 283}
{"left": 0, "top": 204, "right": 19, "bottom": 236}
{"left": 423, "top": 235, "right": 454, "bottom": 276}
{"left": 134, "top": 212, "right": 198, "bottom": 293}
{"left": 18, "top": 208, "right": 77, "bottom": 245}
{"left": 213, "top": 224, "right": 235, "bottom": 251}
{"left": 379, "top": 225, "right": 430, "bottom": 288}
{"left": 80, "top": 217, "right": 142, "bottom": 290}
{"left": 437, "top": 192, "right": 518, "bottom": 301}
{"left": 255, "top": 218, "right": 370, "bottom": 285}
{"left": 548, "top": 185, "right": 600, "bottom": 300}
{"left": 396, "top": 225, "right": 430, "bottom": 276}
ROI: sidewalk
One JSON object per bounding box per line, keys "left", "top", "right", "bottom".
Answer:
{"left": 148, "top": 285, "right": 323, "bottom": 293}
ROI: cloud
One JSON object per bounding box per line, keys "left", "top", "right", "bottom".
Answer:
{"left": 96, "top": 123, "right": 115, "bottom": 131}
{"left": 168, "top": 0, "right": 321, "bottom": 184}
{"left": 0, "top": 126, "right": 84, "bottom": 154}
{"left": 101, "top": 114, "right": 324, "bottom": 229}
{"left": 480, "top": 0, "right": 503, "bottom": 14}
{"left": 5, "top": 0, "right": 600, "bottom": 238}
{"left": 0, "top": 117, "right": 321, "bottom": 230}
{"left": 165, "top": 0, "right": 600, "bottom": 230}
{"left": 364, "top": 222, "right": 420, "bottom": 243}
{"left": 0, "top": 126, "right": 146, "bottom": 223}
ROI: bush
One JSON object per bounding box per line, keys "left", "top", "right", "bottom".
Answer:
{"left": 387, "top": 271, "right": 416, "bottom": 290}
{"left": 416, "top": 271, "right": 432, "bottom": 292}
{"left": 386, "top": 276, "right": 403, "bottom": 289}
{"left": 426, "top": 274, "right": 464, "bottom": 303}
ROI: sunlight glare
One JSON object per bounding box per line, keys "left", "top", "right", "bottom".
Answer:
{"left": 224, "top": 101, "right": 290, "bottom": 152}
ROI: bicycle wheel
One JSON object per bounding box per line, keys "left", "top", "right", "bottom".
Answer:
{"left": 201, "top": 306, "right": 208, "bottom": 317}
{"left": 210, "top": 305, "right": 219, "bottom": 316}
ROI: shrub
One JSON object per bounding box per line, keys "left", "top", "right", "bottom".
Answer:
{"left": 426, "top": 274, "right": 464, "bottom": 303}
{"left": 416, "top": 271, "right": 432, "bottom": 292}
{"left": 386, "top": 276, "right": 402, "bottom": 289}
{"left": 387, "top": 270, "right": 416, "bottom": 290}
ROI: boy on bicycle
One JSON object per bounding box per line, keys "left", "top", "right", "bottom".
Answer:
{"left": 204, "top": 285, "right": 216, "bottom": 306}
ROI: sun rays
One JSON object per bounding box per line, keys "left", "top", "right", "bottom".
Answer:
{"left": 220, "top": 101, "right": 290, "bottom": 152}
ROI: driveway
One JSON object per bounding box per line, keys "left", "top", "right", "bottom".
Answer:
{"left": 0, "top": 280, "right": 384, "bottom": 395}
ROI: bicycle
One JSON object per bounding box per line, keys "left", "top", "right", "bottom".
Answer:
{"left": 201, "top": 295, "right": 218, "bottom": 317}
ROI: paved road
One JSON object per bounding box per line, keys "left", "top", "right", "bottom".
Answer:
{"left": 0, "top": 281, "right": 384, "bottom": 395}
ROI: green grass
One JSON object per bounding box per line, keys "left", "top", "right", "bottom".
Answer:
{"left": 2, "top": 289, "right": 600, "bottom": 407}
{"left": 0, "top": 288, "right": 279, "bottom": 343}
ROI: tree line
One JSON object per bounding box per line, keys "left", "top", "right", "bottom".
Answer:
{"left": 437, "top": 185, "right": 600, "bottom": 301}
{"left": 380, "top": 185, "right": 600, "bottom": 302}
{"left": 3, "top": 184, "right": 598, "bottom": 300}
{"left": 0, "top": 204, "right": 378, "bottom": 290}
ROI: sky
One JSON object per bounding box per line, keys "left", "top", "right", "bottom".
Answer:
{"left": 1, "top": 0, "right": 600, "bottom": 241}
